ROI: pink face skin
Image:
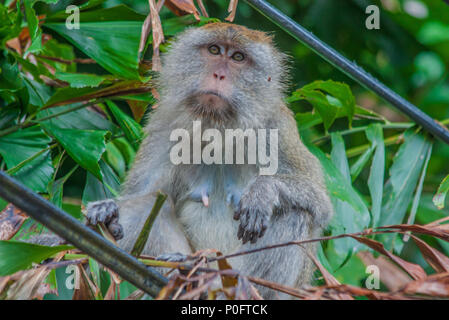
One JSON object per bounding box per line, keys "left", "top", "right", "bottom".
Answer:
{"left": 197, "top": 42, "right": 248, "bottom": 108}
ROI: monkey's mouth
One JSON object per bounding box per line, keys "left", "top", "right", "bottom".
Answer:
{"left": 185, "top": 91, "right": 236, "bottom": 122}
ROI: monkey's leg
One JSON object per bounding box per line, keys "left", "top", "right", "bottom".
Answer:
{"left": 234, "top": 210, "right": 316, "bottom": 299}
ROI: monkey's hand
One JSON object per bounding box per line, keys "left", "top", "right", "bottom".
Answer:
{"left": 85, "top": 199, "right": 124, "bottom": 240}
{"left": 233, "top": 179, "right": 278, "bottom": 244}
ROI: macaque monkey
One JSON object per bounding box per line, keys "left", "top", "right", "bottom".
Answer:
{"left": 86, "top": 23, "right": 332, "bottom": 299}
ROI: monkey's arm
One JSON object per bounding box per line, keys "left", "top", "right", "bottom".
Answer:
{"left": 234, "top": 107, "right": 332, "bottom": 244}
{"left": 86, "top": 193, "right": 193, "bottom": 259}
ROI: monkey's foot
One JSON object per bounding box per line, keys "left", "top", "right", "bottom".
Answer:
{"left": 85, "top": 199, "right": 124, "bottom": 240}
{"left": 155, "top": 252, "right": 190, "bottom": 263}
{"left": 234, "top": 196, "right": 270, "bottom": 244}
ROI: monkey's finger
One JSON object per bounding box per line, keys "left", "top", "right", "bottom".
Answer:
{"left": 233, "top": 210, "right": 241, "bottom": 220}
{"left": 250, "top": 233, "right": 258, "bottom": 244}
{"left": 109, "top": 222, "right": 124, "bottom": 240}
{"left": 237, "top": 224, "right": 244, "bottom": 239}
{"left": 242, "top": 230, "right": 252, "bottom": 244}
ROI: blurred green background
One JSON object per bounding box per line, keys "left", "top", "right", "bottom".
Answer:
{"left": 1, "top": 0, "right": 449, "bottom": 297}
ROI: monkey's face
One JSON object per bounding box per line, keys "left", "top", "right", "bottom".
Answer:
{"left": 160, "top": 23, "right": 288, "bottom": 124}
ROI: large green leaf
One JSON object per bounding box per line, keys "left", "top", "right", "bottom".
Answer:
{"left": 325, "top": 133, "right": 369, "bottom": 269}
{"left": 302, "top": 80, "right": 355, "bottom": 127}
{"left": 82, "top": 160, "right": 120, "bottom": 204}
{"left": 38, "top": 103, "right": 118, "bottom": 133}
{"left": 380, "top": 131, "right": 432, "bottom": 227}
{"left": 308, "top": 143, "right": 370, "bottom": 224}
{"left": 44, "top": 13, "right": 218, "bottom": 79}
{"left": 54, "top": 71, "right": 107, "bottom": 88}
{"left": 106, "top": 100, "right": 142, "bottom": 148}
{"left": 45, "top": 21, "right": 142, "bottom": 79}
{"left": 0, "top": 240, "right": 72, "bottom": 276}
{"left": 366, "top": 124, "right": 385, "bottom": 228}
{"left": 0, "top": 127, "right": 53, "bottom": 192}
{"left": 44, "top": 126, "right": 109, "bottom": 180}
{"left": 289, "top": 80, "right": 356, "bottom": 130}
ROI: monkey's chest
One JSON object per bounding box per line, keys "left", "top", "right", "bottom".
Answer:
{"left": 178, "top": 199, "right": 242, "bottom": 253}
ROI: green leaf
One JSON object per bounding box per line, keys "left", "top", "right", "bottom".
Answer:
{"left": 0, "top": 2, "right": 22, "bottom": 46}
{"left": 48, "top": 165, "right": 78, "bottom": 208}
{"left": 39, "top": 38, "right": 76, "bottom": 73}
{"left": 106, "top": 100, "right": 142, "bottom": 148}
{"left": 289, "top": 80, "right": 355, "bottom": 130}
{"left": 24, "top": 0, "right": 43, "bottom": 54}
{"left": 291, "top": 88, "right": 337, "bottom": 131}
{"left": 44, "top": 126, "right": 110, "bottom": 180}
{"left": 0, "top": 240, "right": 72, "bottom": 276}
{"left": 350, "top": 147, "right": 374, "bottom": 182}
{"left": 104, "top": 142, "right": 126, "bottom": 179}
{"left": 380, "top": 131, "right": 432, "bottom": 227}
{"left": 0, "top": 53, "right": 24, "bottom": 92}
{"left": 325, "top": 133, "right": 369, "bottom": 269}
{"left": 12, "top": 149, "right": 54, "bottom": 193}
{"left": 23, "top": 77, "right": 52, "bottom": 112}
{"left": 366, "top": 124, "right": 385, "bottom": 228}
{"left": 434, "top": 174, "right": 449, "bottom": 210}
{"left": 308, "top": 143, "right": 370, "bottom": 225}
{"left": 38, "top": 103, "right": 118, "bottom": 133}
{"left": 45, "top": 21, "right": 142, "bottom": 79}
{"left": 82, "top": 160, "right": 120, "bottom": 204}
{"left": 55, "top": 72, "right": 107, "bottom": 88}
{"left": 0, "top": 127, "right": 53, "bottom": 192}
{"left": 303, "top": 80, "right": 355, "bottom": 127}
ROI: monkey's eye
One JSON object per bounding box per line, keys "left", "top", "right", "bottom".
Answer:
{"left": 208, "top": 45, "right": 220, "bottom": 55}
{"left": 231, "top": 52, "right": 245, "bottom": 62}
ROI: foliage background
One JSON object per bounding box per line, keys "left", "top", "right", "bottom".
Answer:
{"left": 1, "top": 0, "right": 449, "bottom": 299}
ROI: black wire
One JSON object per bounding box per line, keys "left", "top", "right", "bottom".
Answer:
{"left": 0, "top": 171, "right": 167, "bottom": 297}
{"left": 244, "top": 0, "right": 449, "bottom": 145}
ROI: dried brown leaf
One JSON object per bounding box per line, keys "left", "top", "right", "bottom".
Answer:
{"left": 305, "top": 250, "right": 353, "bottom": 300}
{"left": 225, "top": 0, "right": 238, "bottom": 22}
{"left": 5, "top": 267, "right": 53, "bottom": 300}
{"left": 127, "top": 99, "right": 148, "bottom": 122}
{"left": 165, "top": 0, "right": 200, "bottom": 20}
{"left": 72, "top": 266, "right": 98, "bottom": 300}
{"left": 44, "top": 80, "right": 153, "bottom": 109}
{"left": 351, "top": 235, "right": 427, "bottom": 280}
{"left": 400, "top": 273, "right": 449, "bottom": 297}
{"left": 0, "top": 204, "right": 28, "bottom": 240}
{"left": 149, "top": 0, "right": 164, "bottom": 72}
{"left": 358, "top": 251, "right": 412, "bottom": 291}
{"left": 411, "top": 235, "right": 449, "bottom": 273}
{"left": 379, "top": 221, "right": 449, "bottom": 242}
{"left": 196, "top": 0, "right": 209, "bottom": 17}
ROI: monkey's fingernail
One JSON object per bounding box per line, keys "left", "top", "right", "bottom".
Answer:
{"left": 202, "top": 194, "right": 209, "bottom": 207}
{"left": 243, "top": 231, "right": 251, "bottom": 244}
{"left": 237, "top": 225, "right": 244, "bottom": 239}
{"left": 251, "top": 235, "right": 257, "bottom": 244}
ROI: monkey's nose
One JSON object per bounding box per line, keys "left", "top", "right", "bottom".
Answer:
{"left": 213, "top": 72, "right": 226, "bottom": 81}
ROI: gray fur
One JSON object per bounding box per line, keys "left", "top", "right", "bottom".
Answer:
{"left": 86, "top": 23, "right": 332, "bottom": 299}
